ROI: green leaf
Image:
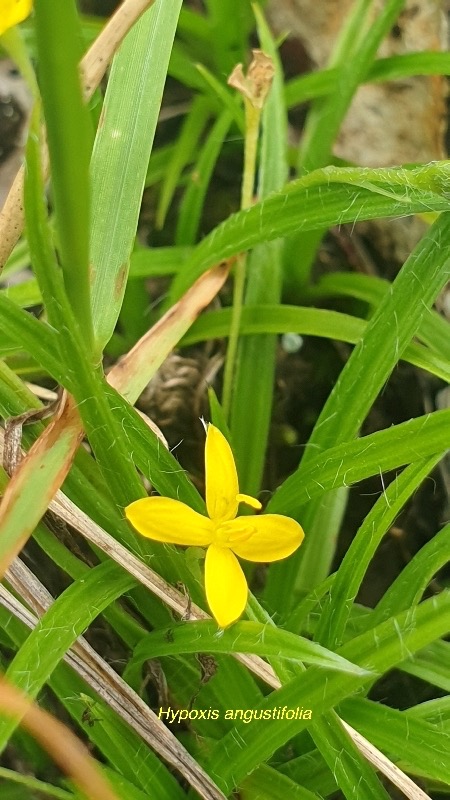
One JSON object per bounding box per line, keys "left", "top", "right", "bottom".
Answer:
{"left": 182, "top": 304, "right": 450, "bottom": 383}
{"left": 267, "top": 209, "right": 450, "bottom": 599}
{"left": 168, "top": 40, "right": 207, "bottom": 91}
{"left": 241, "top": 764, "right": 320, "bottom": 800}
{"left": 406, "top": 695, "right": 450, "bottom": 726}
{"left": 371, "top": 520, "right": 450, "bottom": 626}
{"left": 300, "top": 210, "right": 450, "bottom": 454}
{"left": 309, "top": 271, "right": 450, "bottom": 362}
{"left": 0, "top": 295, "right": 64, "bottom": 385}
{"left": 267, "top": 410, "right": 450, "bottom": 517}
{"left": 341, "top": 697, "right": 450, "bottom": 784}
{"left": 194, "top": 63, "right": 244, "bottom": 131}
{"left": 24, "top": 83, "right": 149, "bottom": 509}
{"left": 127, "top": 621, "right": 370, "bottom": 687}
{"left": 104, "top": 384, "right": 204, "bottom": 512}
{"left": 204, "top": 590, "right": 450, "bottom": 795}
{"left": 1, "top": 278, "right": 42, "bottom": 309}
{"left": 156, "top": 95, "right": 210, "bottom": 229}
{"left": 0, "top": 561, "right": 135, "bottom": 750}
{"left": 278, "top": 749, "right": 336, "bottom": 797}
{"left": 314, "top": 457, "right": 440, "bottom": 649}
{"left": 203, "top": 0, "right": 253, "bottom": 73}
{"left": 207, "top": 387, "right": 231, "bottom": 439}
{"left": 34, "top": 0, "right": 93, "bottom": 350}
{"left": 0, "top": 768, "right": 72, "bottom": 800}
{"left": 310, "top": 712, "right": 391, "bottom": 800}
{"left": 175, "top": 110, "right": 233, "bottom": 245}
{"left": 90, "top": 0, "right": 183, "bottom": 353}
{"left": 169, "top": 163, "right": 450, "bottom": 300}
{"left": 0, "top": 603, "right": 183, "bottom": 799}
{"left": 401, "top": 641, "right": 450, "bottom": 692}
{"left": 285, "top": 52, "right": 450, "bottom": 108}
{"left": 183, "top": 304, "right": 365, "bottom": 345}
{"left": 129, "top": 246, "right": 193, "bottom": 278}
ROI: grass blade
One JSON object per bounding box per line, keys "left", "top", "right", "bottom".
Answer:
{"left": 90, "top": 0, "right": 183, "bottom": 354}
{"left": 267, "top": 210, "right": 450, "bottom": 601}
{"left": 169, "top": 162, "right": 450, "bottom": 300}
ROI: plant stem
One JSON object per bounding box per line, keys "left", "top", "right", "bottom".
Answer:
{"left": 222, "top": 100, "right": 261, "bottom": 419}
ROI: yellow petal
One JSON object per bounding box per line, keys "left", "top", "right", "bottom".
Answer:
{"left": 205, "top": 424, "right": 239, "bottom": 523}
{"left": 237, "top": 493, "right": 262, "bottom": 510}
{"left": 227, "top": 514, "right": 304, "bottom": 562}
{"left": 205, "top": 544, "right": 247, "bottom": 627}
{"left": 125, "top": 497, "right": 213, "bottom": 546}
{"left": 0, "top": 0, "right": 32, "bottom": 35}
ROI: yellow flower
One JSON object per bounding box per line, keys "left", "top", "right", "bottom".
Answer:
{"left": 125, "top": 423, "right": 304, "bottom": 627}
{"left": 0, "top": 1, "right": 32, "bottom": 35}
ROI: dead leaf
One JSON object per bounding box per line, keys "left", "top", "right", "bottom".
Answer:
{"left": 0, "top": 675, "right": 120, "bottom": 800}
{"left": 0, "top": 394, "right": 83, "bottom": 577}
{"left": 228, "top": 49, "right": 275, "bottom": 109}
{"left": 108, "top": 260, "right": 231, "bottom": 404}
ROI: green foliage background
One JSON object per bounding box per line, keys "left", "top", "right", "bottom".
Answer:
{"left": 0, "top": 1, "right": 450, "bottom": 798}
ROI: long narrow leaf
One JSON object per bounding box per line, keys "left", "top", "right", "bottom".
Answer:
{"left": 34, "top": 0, "right": 93, "bottom": 350}
{"left": 169, "top": 162, "right": 450, "bottom": 300}
{"left": 267, "top": 210, "right": 450, "bottom": 599}
{"left": 0, "top": 561, "right": 135, "bottom": 750}
{"left": 314, "top": 457, "right": 441, "bottom": 648}
{"left": 90, "top": 0, "right": 183, "bottom": 353}
{"left": 127, "top": 620, "right": 370, "bottom": 681}
{"left": 182, "top": 305, "right": 450, "bottom": 383}
{"left": 204, "top": 590, "right": 450, "bottom": 795}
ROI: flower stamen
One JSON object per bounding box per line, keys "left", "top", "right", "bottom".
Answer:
{"left": 214, "top": 521, "right": 255, "bottom": 546}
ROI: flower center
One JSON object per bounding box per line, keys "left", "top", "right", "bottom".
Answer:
{"left": 213, "top": 520, "right": 256, "bottom": 547}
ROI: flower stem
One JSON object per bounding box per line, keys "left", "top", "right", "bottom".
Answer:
{"left": 222, "top": 100, "right": 261, "bottom": 420}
